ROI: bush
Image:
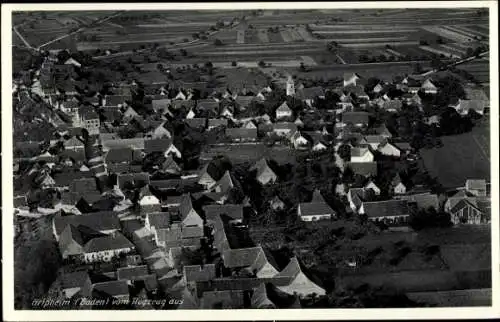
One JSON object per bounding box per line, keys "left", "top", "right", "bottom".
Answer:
{"left": 231, "top": 61, "right": 237, "bottom": 66}
{"left": 258, "top": 60, "right": 266, "bottom": 68}
{"left": 214, "top": 38, "right": 223, "bottom": 46}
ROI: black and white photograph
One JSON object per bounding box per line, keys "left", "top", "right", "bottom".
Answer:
{"left": 2, "top": 1, "right": 498, "bottom": 320}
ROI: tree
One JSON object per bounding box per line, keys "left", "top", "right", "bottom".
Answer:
{"left": 214, "top": 38, "right": 223, "bottom": 46}
{"left": 231, "top": 61, "right": 237, "bottom": 67}
{"left": 408, "top": 207, "right": 452, "bottom": 230}
{"left": 327, "top": 41, "right": 339, "bottom": 52}
{"left": 179, "top": 49, "right": 187, "bottom": 56}
{"left": 413, "top": 63, "right": 423, "bottom": 74}
{"left": 299, "top": 62, "right": 306, "bottom": 72}
{"left": 419, "top": 39, "right": 429, "bottom": 46}
{"left": 338, "top": 144, "right": 351, "bottom": 162}
{"left": 258, "top": 60, "right": 266, "bottom": 68}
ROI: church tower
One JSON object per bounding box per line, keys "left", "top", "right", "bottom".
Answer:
{"left": 286, "top": 76, "right": 295, "bottom": 96}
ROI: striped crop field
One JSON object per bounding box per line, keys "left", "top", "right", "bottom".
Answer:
{"left": 419, "top": 45, "right": 462, "bottom": 59}
{"left": 257, "top": 29, "right": 270, "bottom": 43}
{"left": 421, "top": 25, "right": 476, "bottom": 43}
{"left": 236, "top": 30, "right": 245, "bottom": 44}
{"left": 342, "top": 41, "right": 419, "bottom": 48}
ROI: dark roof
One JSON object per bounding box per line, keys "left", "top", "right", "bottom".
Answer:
{"left": 394, "top": 142, "right": 412, "bottom": 150}
{"left": 225, "top": 128, "right": 258, "bottom": 140}
{"left": 342, "top": 112, "right": 370, "bottom": 125}
{"left": 59, "top": 224, "right": 84, "bottom": 254}
{"left": 80, "top": 107, "right": 99, "bottom": 120}
{"left": 105, "top": 147, "right": 141, "bottom": 163}
{"left": 147, "top": 212, "right": 171, "bottom": 230}
{"left": 400, "top": 193, "right": 439, "bottom": 210}
{"left": 179, "top": 193, "right": 195, "bottom": 220}
{"left": 298, "top": 202, "right": 335, "bottom": 217}
{"left": 54, "top": 211, "right": 121, "bottom": 236}
{"left": 203, "top": 204, "right": 244, "bottom": 222}
{"left": 117, "top": 172, "right": 150, "bottom": 189}
{"left": 117, "top": 265, "right": 149, "bottom": 281}
{"left": 185, "top": 118, "right": 207, "bottom": 129}
{"left": 144, "top": 138, "right": 173, "bottom": 154}
{"left": 61, "top": 270, "right": 90, "bottom": 290}
{"left": 234, "top": 96, "right": 254, "bottom": 108}
{"left": 223, "top": 246, "right": 263, "bottom": 269}
{"left": 92, "top": 280, "right": 129, "bottom": 297}
{"left": 53, "top": 169, "right": 93, "bottom": 187}
{"left": 71, "top": 178, "right": 98, "bottom": 194}
{"left": 150, "top": 179, "right": 182, "bottom": 190}
{"left": 346, "top": 162, "right": 378, "bottom": 177}
{"left": 84, "top": 232, "right": 134, "bottom": 253}
{"left": 297, "top": 86, "right": 325, "bottom": 100}
{"left": 361, "top": 200, "right": 409, "bottom": 218}
{"left": 183, "top": 264, "right": 216, "bottom": 283}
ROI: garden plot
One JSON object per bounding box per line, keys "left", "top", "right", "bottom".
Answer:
{"left": 280, "top": 29, "right": 293, "bottom": 42}
{"left": 453, "top": 25, "right": 489, "bottom": 39}
{"left": 244, "top": 30, "right": 260, "bottom": 43}
{"left": 137, "top": 22, "right": 212, "bottom": 28}
{"left": 343, "top": 41, "right": 419, "bottom": 48}
{"left": 464, "top": 24, "right": 489, "bottom": 36}
{"left": 257, "top": 29, "right": 270, "bottom": 43}
{"left": 441, "top": 26, "right": 482, "bottom": 40}
{"left": 236, "top": 30, "right": 245, "bottom": 44}
{"left": 296, "top": 26, "right": 315, "bottom": 41}
{"left": 321, "top": 36, "right": 408, "bottom": 43}
{"left": 267, "top": 30, "right": 284, "bottom": 43}
{"left": 421, "top": 25, "right": 475, "bottom": 43}
{"left": 312, "top": 28, "right": 417, "bottom": 34}
{"left": 199, "top": 48, "right": 325, "bottom": 57}
{"left": 439, "top": 43, "right": 467, "bottom": 56}
{"left": 419, "top": 45, "right": 462, "bottom": 59}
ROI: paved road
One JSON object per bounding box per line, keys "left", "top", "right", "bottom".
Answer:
{"left": 13, "top": 26, "right": 31, "bottom": 48}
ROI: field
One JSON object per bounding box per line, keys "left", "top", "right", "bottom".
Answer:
{"left": 456, "top": 60, "right": 490, "bottom": 85}
{"left": 420, "top": 122, "right": 490, "bottom": 189}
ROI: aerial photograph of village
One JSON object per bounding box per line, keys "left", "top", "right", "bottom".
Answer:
{"left": 10, "top": 7, "right": 492, "bottom": 310}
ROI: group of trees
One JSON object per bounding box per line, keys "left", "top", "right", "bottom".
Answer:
{"left": 15, "top": 237, "right": 62, "bottom": 309}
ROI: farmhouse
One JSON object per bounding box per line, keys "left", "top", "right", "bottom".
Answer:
{"left": 343, "top": 72, "right": 361, "bottom": 87}
{"left": 377, "top": 142, "right": 401, "bottom": 157}
{"left": 451, "top": 99, "right": 488, "bottom": 116}
{"left": 276, "top": 101, "right": 293, "bottom": 120}
{"left": 341, "top": 112, "right": 370, "bottom": 128}
{"left": 359, "top": 199, "right": 410, "bottom": 225}
{"left": 249, "top": 158, "right": 278, "bottom": 185}
{"left": 465, "top": 179, "right": 487, "bottom": 196}
{"left": 144, "top": 138, "right": 182, "bottom": 159}
{"left": 350, "top": 147, "right": 374, "bottom": 163}
{"left": 297, "top": 190, "right": 335, "bottom": 222}
{"left": 274, "top": 257, "right": 326, "bottom": 298}
{"left": 273, "top": 122, "right": 298, "bottom": 137}
{"left": 421, "top": 79, "right": 438, "bottom": 94}
{"left": 82, "top": 232, "right": 135, "bottom": 264}
{"left": 225, "top": 128, "right": 258, "bottom": 142}
{"left": 346, "top": 162, "right": 378, "bottom": 178}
